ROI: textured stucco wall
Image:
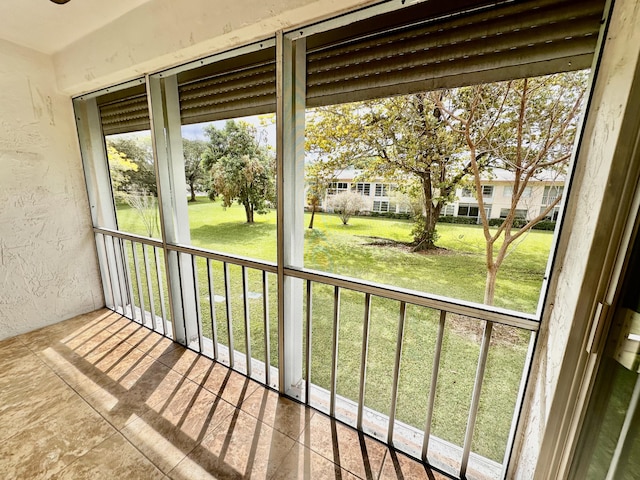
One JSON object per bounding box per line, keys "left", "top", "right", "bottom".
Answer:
{"left": 54, "top": 0, "right": 374, "bottom": 95}
{"left": 0, "top": 39, "right": 103, "bottom": 340}
{"left": 512, "top": 0, "right": 640, "bottom": 476}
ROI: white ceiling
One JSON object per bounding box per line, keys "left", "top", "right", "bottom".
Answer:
{"left": 0, "top": 0, "right": 153, "bottom": 55}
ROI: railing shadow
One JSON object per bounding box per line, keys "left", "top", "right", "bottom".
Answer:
{"left": 33, "top": 313, "right": 274, "bottom": 478}
{"left": 26, "top": 310, "right": 456, "bottom": 479}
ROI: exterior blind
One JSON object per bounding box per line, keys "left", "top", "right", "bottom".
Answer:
{"left": 97, "top": 0, "right": 605, "bottom": 132}
{"left": 99, "top": 85, "right": 150, "bottom": 136}
{"left": 177, "top": 47, "right": 276, "bottom": 125}
{"left": 306, "top": 0, "right": 606, "bottom": 107}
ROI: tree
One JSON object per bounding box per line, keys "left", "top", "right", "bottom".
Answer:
{"left": 183, "top": 138, "right": 207, "bottom": 202}
{"left": 328, "top": 191, "right": 366, "bottom": 225}
{"left": 434, "top": 71, "right": 588, "bottom": 305}
{"left": 202, "top": 120, "right": 275, "bottom": 224}
{"left": 106, "top": 137, "right": 156, "bottom": 196}
{"left": 305, "top": 160, "right": 345, "bottom": 229}
{"left": 106, "top": 145, "right": 138, "bottom": 197}
{"left": 306, "top": 94, "right": 475, "bottom": 250}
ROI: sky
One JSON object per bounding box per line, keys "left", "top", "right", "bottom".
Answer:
{"left": 181, "top": 115, "right": 277, "bottom": 149}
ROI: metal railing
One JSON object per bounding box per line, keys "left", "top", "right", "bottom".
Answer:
{"left": 94, "top": 226, "right": 538, "bottom": 480}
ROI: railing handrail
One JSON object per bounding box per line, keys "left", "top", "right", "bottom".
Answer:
{"left": 285, "top": 266, "right": 540, "bottom": 331}
{"left": 95, "top": 227, "right": 164, "bottom": 248}
{"left": 94, "top": 227, "right": 278, "bottom": 273}
{"left": 95, "top": 227, "right": 539, "bottom": 330}
{"left": 168, "top": 243, "right": 278, "bottom": 273}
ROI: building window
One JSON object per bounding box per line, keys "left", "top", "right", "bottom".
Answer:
{"left": 503, "top": 185, "right": 532, "bottom": 198}
{"left": 374, "top": 183, "right": 389, "bottom": 197}
{"left": 541, "top": 206, "right": 560, "bottom": 221}
{"left": 328, "top": 182, "right": 348, "bottom": 195}
{"left": 500, "top": 208, "right": 528, "bottom": 219}
{"left": 461, "top": 187, "right": 474, "bottom": 198}
{"left": 458, "top": 204, "right": 479, "bottom": 217}
{"left": 542, "top": 186, "right": 564, "bottom": 205}
{"left": 352, "top": 182, "right": 371, "bottom": 196}
{"left": 482, "top": 185, "right": 494, "bottom": 198}
{"left": 373, "top": 200, "right": 389, "bottom": 213}
{"left": 442, "top": 204, "right": 455, "bottom": 216}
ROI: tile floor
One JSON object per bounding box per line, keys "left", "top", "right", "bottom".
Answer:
{"left": 0, "top": 309, "right": 452, "bottom": 480}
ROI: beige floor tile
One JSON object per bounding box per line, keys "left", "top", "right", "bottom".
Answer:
{"left": 270, "top": 442, "right": 362, "bottom": 480}
{"left": 0, "top": 334, "right": 24, "bottom": 346}
{"left": 36, "top": 344, "right": 115, "bottom": 397}
{"left": 18, "top": 310, "right": 116, "bottom": 353}
{"left": 0, "top": 375, "right": 77, "bottom": 442}
{"left": 378, "top": 450, "right": 453, "bottom": 480}
{"left": 122, "top": 378, "right": 237, "bottom": 473}
{"left": 109, "top": 317, "right": 151, "bottom": 340}
{"left": 157, "top": 348, "right": 260, "bottom": 407}
{"left": 85, "top": 339, "right": 155, "bottom": 380}
{"left": 199, "top": 362, "right": 261, "bottom": 407}
{"left": 169, "top": 409, "right": 295, "bottom": 480}
{"left": 0, "top": 336, "right": 26, "bottom": 358}
{"left": 2, "top": 312, "right": 445, "bottom": 480}
{"left": 0, "top": 394, "right": 115, "bottom": 479}
{"left": 50, "top": 432, "right": 165, "bottom": 480}
{"left": 299, "top": 412, "right": 389, "bottom": 480}
{"left": 0, "top": 351, "right": 55, "bottom": 390}
{"left": 101, "top": 312, "right": 141, "bottom": 334}
{"left": 21, "top": 327, "right": 70, "bottom": 352}
{"left": 117, "top": 326, "right": 178, "bottom": 359}
{"left": 83, "top": 359, "right": 185, "bottom": 429}
{"left": 156, "top": 346, "right": 214, "bottom": 379}
{"left": 58, "top": 309, "right": 120, "bottom": 332}
{"left": 61, "top": 328, "right": 119, "bottom": 357}
{"left": 241, "top": 387, "right": 314, "bottom": 440}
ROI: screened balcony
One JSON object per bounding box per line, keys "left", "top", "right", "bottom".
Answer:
{"left": 3, "top": 0, "right": 640, "bottom": 479}
{"left": 70, "top": 1, "right": 610, "bottom": 476}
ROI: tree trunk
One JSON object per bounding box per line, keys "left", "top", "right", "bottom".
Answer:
{"left": 189, "top": 182, "right": 196, "bottom": 202}
{"left": 413, "top": 203, "right": 441, "bottom": 251}
{"left": 244, "top": 202, "right": 254, "bottom": 223}
{"left": 308, "top": 205, "right": 316, "bottom": 229}
{"left": 412, "top": 175, "right": 441, "bottom": 251}
{"left": 484, "top": 266, "right": 498, "bottom": 305}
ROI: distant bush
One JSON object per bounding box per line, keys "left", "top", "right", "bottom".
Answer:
{"left": 439, "top": 215, "right": 478, "bottom": 225}
{"left": 368, "top": 211, "right": 412, "bottom": 220}
{"left": 532, "top": 220, "right": 557, "bottom": 231}
{"left": 487, "top": 218, "right": 556, "bottom": 230}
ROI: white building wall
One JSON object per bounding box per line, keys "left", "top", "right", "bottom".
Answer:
{"left": 0, "top": 39, "right": 103, "bottom": 340}
{"left": 451, "top": 181, "right": 563, "bottom": 221}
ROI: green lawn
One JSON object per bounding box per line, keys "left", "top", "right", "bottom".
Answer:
{"left": 144, "top": 197, "right": 551, "bottom": 313}
{"left": 113, "top": 198, "right": 549, "bottom": 463}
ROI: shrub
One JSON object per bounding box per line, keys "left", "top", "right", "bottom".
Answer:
{"left": 532, "top": 220, "right": 557, "bottom": 231}
{"left": 328, "top": 191, "right": 366, "bottom": 225}
{"left": 439, "top": 215, "right": 478, "bottom": 225}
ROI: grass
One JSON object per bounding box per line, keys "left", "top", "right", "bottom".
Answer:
{"left": 144, "top": 198, "right": 551, "bottom": 313}
{"left": 113, "top": 197, "right": 550, "bottom": 463}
